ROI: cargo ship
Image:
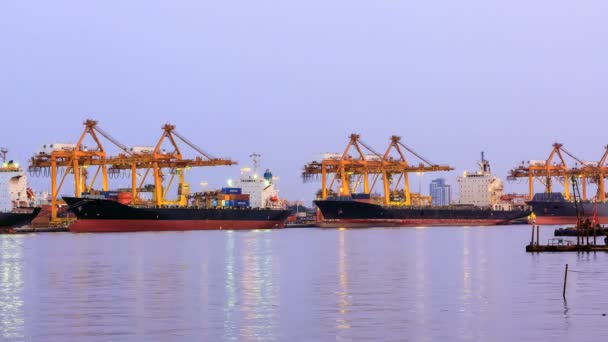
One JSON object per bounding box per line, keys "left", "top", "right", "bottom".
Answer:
{"left": 315, "top": 198, "right": 531, "bottom": 227}
{"left": 527, "top": 192, "right": 608, "bottom": 225}
{"left": 64, "top": 160, "right": 290, "bottom": 233}
{"left": 314, "top": 153, "right": 530, "bottom": 227}
{"left": 0, "top": 149, "right": 42, "bottom": 231}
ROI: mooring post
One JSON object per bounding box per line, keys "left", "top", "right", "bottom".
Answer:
{"left": 530, "top": 225, "right": 535, "bottom": 246}
{"left": 536, "top": 225, "right": 540, "bottom": 246}
{"left": 563, "top": 264, "right": 568, "bottom": 300}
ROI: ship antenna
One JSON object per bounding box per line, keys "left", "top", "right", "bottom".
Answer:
{"left": 0, "top": 147, "right": 7, "bottom": 163}
{"left": 249, "top": 153, "right": 261, "bottom": 174}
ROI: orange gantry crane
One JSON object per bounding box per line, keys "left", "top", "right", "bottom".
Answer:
{"left": 507, "top": 142, "right": 608, "bottom": 201}
{"left": 29, "top": 119, "right": 236, "bottom": 222}
{"left": 105, "top": 123, "right": 236, "bottom": 206}
{"left": 598, "top": 145, "right": 608, "bottom": 201}
{"left": 568, "top": 144, "right": 608, "bottom": 202}
{"left": 302, "top": 134, "right": 453, "bottom": 205}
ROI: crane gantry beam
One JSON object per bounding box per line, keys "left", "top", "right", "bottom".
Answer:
{"left": 507, "top": 142, "right": 608, "bottom": 201}
{"left": 29, "top": 119, "right": 236, "bottom": 222}
{"left": 302, "top": 134, "right": 452, "bottom": 205}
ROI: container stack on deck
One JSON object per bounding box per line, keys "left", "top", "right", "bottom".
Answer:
{"left": 220, "top": 188, "right": 250, "bottom": 207}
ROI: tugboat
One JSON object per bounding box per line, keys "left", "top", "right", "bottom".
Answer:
{"left": 0, "top": 148, "right": 41, "bottom": 233}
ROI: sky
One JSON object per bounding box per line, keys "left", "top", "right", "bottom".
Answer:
{"left": 1, "top": 1, "right": 607, "bottom": 204}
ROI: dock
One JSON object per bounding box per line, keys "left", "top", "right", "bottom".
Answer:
{"left": 526, "top": 225, "right": 608, "bottom": 252}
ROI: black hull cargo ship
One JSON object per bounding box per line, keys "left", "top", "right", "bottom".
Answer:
{"left": 63, "top": 197, "right": 291, "bottom": 233}
{"left": 0, "top": 207, "right": 42, "bottom": 230}
{"left": 314, "top": 198, "right": 530, "bottom": 228}
{"left": 527, "top": 192, "right": 608, "bottom": 225}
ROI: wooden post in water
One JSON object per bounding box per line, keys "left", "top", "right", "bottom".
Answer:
{"left": 536, "top": 225, "right": 540, "bottom": 246}
{"left": 563, "top": 264, "right": 568, "bottom": 300}
{"left": 530, "top": 225, "right": 535, "bottom": 246}
{"left": 594, "top": 226, "right": 597, "bottom": 245}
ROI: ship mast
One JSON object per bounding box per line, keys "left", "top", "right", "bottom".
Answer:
{"left": 0, "top": 147, "right": 7, "bottom": 163}
{"left": 249, "top": 153, "right": 261, "bottom": 175}
{"left": 479, "top": 151, "right": 491, "bottom": 175}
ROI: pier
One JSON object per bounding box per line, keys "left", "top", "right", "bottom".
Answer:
{"left": 526, "top": 225, "right": 608, "bottom": 252}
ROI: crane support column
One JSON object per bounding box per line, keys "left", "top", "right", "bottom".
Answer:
{"left": 153, "top": 162, "right": 163, "bottom": 206}
{"left": 179, "top": 169, "right": 186, "bottom": 206}
{"left": 340, "top": 163, "right": 349, "bottom": 196}
{"left": 404, "top": 173, "right": 411, "bottom": 205}
{"left": 73, "top": 159, "right": 81, "bottom": 197}
{"left": 321, "top": 165, "right": 327, "bottom": 199}
{"left": 101, "top": 165, "right": 108, "bottom": 191}
{"left": 382, "top": 171, "right": 390, "bottom": 205}
{"left": 131, "top": 163, "right": 137, "bottom": 201}
{"left": 564, "top": 176, "right": 570, "bottom": 200}
{"left": 51, "top": 157, "right": 57, "bottom": 221}
{"left": 529, "top": 174, "right": 534, "bottom": 200}
{"left": 582, "top": 176, "right": 587, "bottom": 200}
{"left": 599, "top": 176, "right": 606, "bottom": 202}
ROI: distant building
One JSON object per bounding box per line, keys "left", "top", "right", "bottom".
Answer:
{"left": 457, "top": 152, "right": 504, "bottom": 207}
{"left": 429, "top": 178, "right": 451, "bottom": 206}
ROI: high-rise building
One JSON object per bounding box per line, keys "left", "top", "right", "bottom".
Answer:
{"left": 429, "top": 178, "right": 451, "bottom": 206}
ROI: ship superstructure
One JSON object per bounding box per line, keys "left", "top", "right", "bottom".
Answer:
{"left": 456, "top": 152, "right": 504, "bottom": 208}
{"left": 0, "top": 148, "right": 41, "bottom": 229}
{"left": 233, "top": 153, "right": 282, "bottom": 209}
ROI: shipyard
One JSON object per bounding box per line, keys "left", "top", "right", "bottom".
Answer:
{"left": 4, "top": 1, "right": 608, "bottom": 341}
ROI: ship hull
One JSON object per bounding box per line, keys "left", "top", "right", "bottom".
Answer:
{"left": 0, "top": 208, "right": 42, "bottom": 229}
{"left": 314, "top": 200, "right": 530, "bottom": 228}
{"left": 63, "top": 197, "right": 290, "bottom": 233}
{"left": 528, "top": 200, "right": 608, "bottom": 225}
{"left": 69, "top": 219, "right": 287, "bottom": 233}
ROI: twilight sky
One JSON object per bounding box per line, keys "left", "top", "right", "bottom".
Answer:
{"left": 1, "top": 1, "right": 607, "bottom": 203}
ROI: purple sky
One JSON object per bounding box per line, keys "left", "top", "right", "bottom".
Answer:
{"left": 2, "top": 1, "right": 607, "bottom": 203}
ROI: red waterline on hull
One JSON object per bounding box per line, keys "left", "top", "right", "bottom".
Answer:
{"left": 535, "top": 216, "right": 608, "bottom": 225}
{"left": 69, "top": 219, "right": 286, "bottom": 233}
{"left": 319, "top": 219, "right": 507, "bottom": 228}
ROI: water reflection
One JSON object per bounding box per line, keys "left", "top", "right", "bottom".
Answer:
{"left": 3, "top": 227, "right": 608, "bottom": 340}
{"left": 336, "top": 229, "right": 351, "bottom": 330}
{"left": 0, "top": 236, "right": 25, "bottom": 340}
{"left": 240, "top": 230, "right": 278, "bottom": 341}
{"left": 223, "top": 231, "right": 237, "bottom": 340}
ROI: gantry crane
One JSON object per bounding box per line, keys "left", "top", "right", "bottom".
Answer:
{"left": 29, "top": 119, "right": 236, "bottom": 222}
{"left": 105, "top": 123, "right": 236, "bottom": 206}
{"left": 598, "top": 145, "right": 608, "bottom": 201}
{"left": 508, "top": 143, "right": 586, "bottom": 200}
{"left": 302, "top": 134, "right": 452, "bottom": 205}
{"left": 28, "top": 119, "right": 130, "bottom": 221}
{"left": 568, "top": 145, "right": 608, "bottom": 202}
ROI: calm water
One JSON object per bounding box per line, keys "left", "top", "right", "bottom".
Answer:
{"left": 1, "top": 226, "right": 607, "bottom": 341}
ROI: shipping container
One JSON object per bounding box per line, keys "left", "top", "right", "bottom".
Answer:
{"left": 221, "top": 187, "right": 242, "bottom": 194}
{"left": 233, "top": 200, "right": 249, "bottom": 207}
{"left": 130, "top": 146, "right": 155, "bottom": 154}
{"left": 232, "top": 194, "right": 250, "bottom": 201}
{"left": 352, "top": 193, "right": 371, "bottom": 200}
{"left": 224, "top": 193, "right": 250, "bottom": 201}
